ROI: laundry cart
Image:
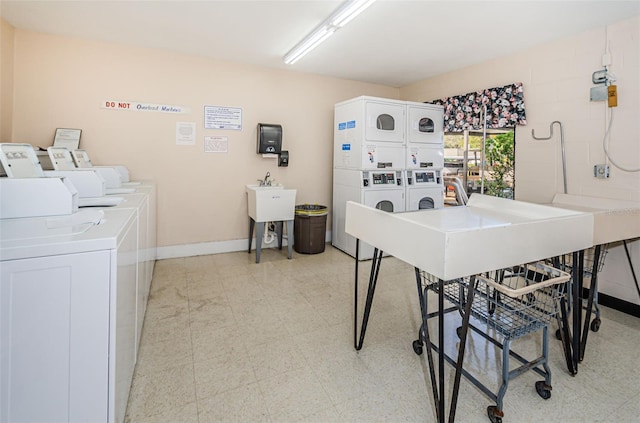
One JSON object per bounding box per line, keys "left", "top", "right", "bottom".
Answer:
{"left": 413, "top": 262, "right": 570, "bottom": 423}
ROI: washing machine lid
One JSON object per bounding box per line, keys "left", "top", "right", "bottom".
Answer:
{"left": 0, "top": 208, "right": 137, "bottom": 261}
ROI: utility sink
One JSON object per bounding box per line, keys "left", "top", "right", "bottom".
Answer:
{"left": 246, "top": 184, "right": 297, "bottom": 222}
{"left": 550, "top": 193, "right": 640, "bottom": 245}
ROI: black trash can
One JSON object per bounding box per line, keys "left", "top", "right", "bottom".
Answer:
{"left": 294, "top": 204, "right": 328, "bottom": 254}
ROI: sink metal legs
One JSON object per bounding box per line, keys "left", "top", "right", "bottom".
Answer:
{"left": 248, "top": 218, "right": 293, "bottom": 263}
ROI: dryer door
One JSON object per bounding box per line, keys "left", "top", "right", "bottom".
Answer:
{"left": 363, "top": 189, "right": 405, "bottom": 213}
{"left": 407, "top": 186, "right": 444, "bottom": 211}
{"left": 365, "top": 101, "right": 405, "bottom": 143}
{"left": 407, "top": 105, "right": 443, "bottom": 144}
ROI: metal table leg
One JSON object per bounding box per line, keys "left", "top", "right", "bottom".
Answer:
{"left": 254, "top": 221, "right": 264, "bottom": 263}
{"left": 353, "top": 245, "right": 475, "bottom": 421}
{"left": 414, "top": 272, "right": 477, "bottom": 423}
{"left": 286, "top": 220, "right": 294, "bottom": 259}
{"left": 580, "top": 244, "right": 602, "bottom": 361}
{"left": 558, "top": 250, "right": 584, "bottom": 374}
{"left": 248, "top": 218, "right": 255, "bottom": 254}
{"left": 354, "top": 239, "right": 383, "bottom": 351}
{"left": 277, "top": 221, "right": 283, "bottom": 250}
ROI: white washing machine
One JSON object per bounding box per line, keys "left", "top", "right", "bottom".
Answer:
{"left": 405, "top": 169, "right": 445, "bottom": 211}
{"left": 0, "top": 207, "right": 139, "bottom": 423}
{"left": 406, "top": 102, "right": 444, "bottom": 170}
{"left": 332, "top": 168, "right": 404, "bottom": 259}
{"left": 334, "top": 96, "right": 406, "bottom": 170}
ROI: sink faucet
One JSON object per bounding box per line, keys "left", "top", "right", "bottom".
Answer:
{"left": 259, "top": 171, "right": 272, "bottom": 186}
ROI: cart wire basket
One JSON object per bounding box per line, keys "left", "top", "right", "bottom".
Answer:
{"left": 415, "top": 262, "right": 570, "bottom": 423}
{"left": 554, "top": 246, "right": 608, "bottom": 279}
{"left": 550, "top": 245, "right": 608, "bottom": 333}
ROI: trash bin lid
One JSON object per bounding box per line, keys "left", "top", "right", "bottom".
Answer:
{"left": 295, "top": 204, "right": 328, "bottom": 216}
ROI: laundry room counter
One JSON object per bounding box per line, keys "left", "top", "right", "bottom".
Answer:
{"left": 345, "top": 194, "right": 594, "bottom": 281}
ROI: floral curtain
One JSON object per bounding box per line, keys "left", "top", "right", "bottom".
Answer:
{"left": 430, "top": 82, "right": 526, "bottom": 132}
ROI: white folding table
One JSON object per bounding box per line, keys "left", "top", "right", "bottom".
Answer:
{"left": 345, "top": 194, "right": 593, "bottom": 422}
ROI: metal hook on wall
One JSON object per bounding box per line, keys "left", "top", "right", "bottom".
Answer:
{"left": 532, "top": 121, "right": 567, "bottom": 194}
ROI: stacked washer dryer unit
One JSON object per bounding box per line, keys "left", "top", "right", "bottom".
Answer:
{"left": 404, "top": 101, "right": 445, "bottom": 211}
{"left": 333, "top": 97, "right": 446, "bottom": 259}
{"left": 333, "top": 96, "right": 407, "bottom": 259}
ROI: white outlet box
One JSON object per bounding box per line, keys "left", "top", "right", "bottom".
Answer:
{"left": 594, "top": 164, "right": 610, "bottom": 178}
{"left": 590, "top": 86, "right": 607, "bottom": 101}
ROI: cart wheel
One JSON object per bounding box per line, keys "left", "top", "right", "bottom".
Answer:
{"left": 412, "top": 339, "right": 423, "bottom": 355}
{"left": 487, "top": 405, "right": 503, "bottom": 423}
{"left": 456, "top": 326, "right": 463, "bottom": 339}
{"left": 590, "top": 318, "right": 601, "bottom": 332}
{"left": 535, "top": 381, "right": 552, "bottom": 400}
{"left": 555, "top": 329, "right": 562, "bottom": 340}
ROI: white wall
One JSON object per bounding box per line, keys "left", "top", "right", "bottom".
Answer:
{"left": 0, "top": 19, "right": 14, "bottom": 141}
{"left": 400, "top": 15, "right": 640, "bottom": 305}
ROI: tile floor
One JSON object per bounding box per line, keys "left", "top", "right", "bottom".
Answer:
{"left": 125, "top": 246, "right": 640, "bottom": 422}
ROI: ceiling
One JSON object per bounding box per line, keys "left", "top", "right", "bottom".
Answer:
{"left": 2, "top": 0, "right": 638, "bottom": 87}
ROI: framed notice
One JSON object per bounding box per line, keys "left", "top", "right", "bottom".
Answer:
{"left": 204, "top": 105, "right": 242, "bottom": 130}
{"left": 53, "top": 128, "right": 82, "bottom": 150}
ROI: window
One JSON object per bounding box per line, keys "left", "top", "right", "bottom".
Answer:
{"left": 444, "top": 129, "right": 515, "bottom": 200}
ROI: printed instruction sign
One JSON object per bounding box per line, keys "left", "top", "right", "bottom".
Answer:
{"left": 176, "top": 122, "right": 196, "bottom": 145}
{"left": 204, "top": 105, "right": 242, "bottom": 130}
{"left": 204, "top": 136, "right": 228, "bottom": 153}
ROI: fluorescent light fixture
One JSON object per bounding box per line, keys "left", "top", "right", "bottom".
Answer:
{"left": 331, "top": 0, "right": 376, "bottom": 27}
{"left": 284, "top": 26, "right": 336, "bottom": 65}
{"left": 283, "top": 0, "right": 376, "bottom": 65}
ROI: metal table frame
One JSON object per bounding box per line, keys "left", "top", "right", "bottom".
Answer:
{"left": 353, "top": 241, "right": 563, "bottom": 422}
{"left": 345, "top": 196, "right": 594, "bottom": 421}
{"left": 557, "top": 244, "right": 607, "bottom": 375}
{"left": 353, "top": 243, "right": 471, "bottom": 422}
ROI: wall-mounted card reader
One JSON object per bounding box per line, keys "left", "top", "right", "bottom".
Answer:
{"left": 278, "top": 150, "right": 289, "bottom": 167}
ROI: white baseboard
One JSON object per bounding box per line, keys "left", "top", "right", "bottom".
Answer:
{"left": 156, "top": 231, "right": 331, "bottom": 260}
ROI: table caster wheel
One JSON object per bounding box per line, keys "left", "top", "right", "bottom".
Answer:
{"left": 590, "top": 318, "right": 601, "bottom": 332}
{"left": 535, "top": 380, "right": 552, "bottom": 399}
{"left": 555, "top": 328, "right": 562, "bottom": 340}
{"left": 487, "top": 405, "right": 503, "bottom": 423}
{"left": 412, "top": 339, "right": 423, "bottom": 355}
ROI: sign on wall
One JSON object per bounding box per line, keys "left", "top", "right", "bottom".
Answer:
{"left": 204, "top": 136, "right": 228, "bottom": 153}
{"left": 102, "top": 100, "right": 189, "bottom": 114}
{"left": 204, "top": 105, "right": 242, "bottom": 130}
{"left": 176, "top": 122, "right": 196, "bottom": 145}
